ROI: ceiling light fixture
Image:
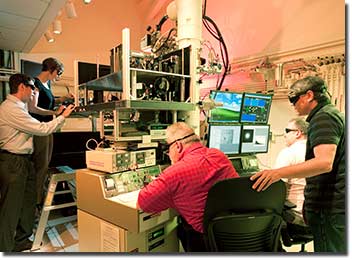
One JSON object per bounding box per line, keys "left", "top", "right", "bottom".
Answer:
{"left": 53, "top": 20, "right": 62, "bottom": 34}
{"left": 44, "top": 31, "right": 55, "bottom": 43}
{"left": 83, "top": 0, "right": 92, "bottom": 4}
{"left": 65, "top": 0, "right": 77, "bottom": 18}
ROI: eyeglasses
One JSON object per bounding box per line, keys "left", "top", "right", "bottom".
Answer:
{"left": 165, "top": 133, "right": 195, "bottom": 150}
{"left": 24, "top": 83, "right": 36, "bottom": 90}
{"left": 57, "top": 70, "right": 63, "bottom": 76}
{"left": 289, "top": 95, "right": 300, "bottom": 105}
{"left": 285, "top": 128, "right": 299, "bottom": 134}
{"left": 288, "top": 92, "right": 306, "bottom": 105}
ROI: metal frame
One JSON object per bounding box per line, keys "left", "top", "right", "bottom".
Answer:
{"left": 31, "top": 171, "right": 77, "bottom": 251}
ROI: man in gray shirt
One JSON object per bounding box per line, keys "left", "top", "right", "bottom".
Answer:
{"left": 0, "top": 73, "right": 75, "bottom": 252}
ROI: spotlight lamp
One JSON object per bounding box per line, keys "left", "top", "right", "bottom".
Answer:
{"left": 65, "top": 0, "right": 77, "bottom": 18}
{"left": 44, "top": 31, "right": 55, "bottom": 43}
{"left": 53, "top": 20, "right": 62, "bottom": 34}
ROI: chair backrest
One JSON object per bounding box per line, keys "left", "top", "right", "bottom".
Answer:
{"left": 203, "top": 176, "right": 286, "bottom": 252}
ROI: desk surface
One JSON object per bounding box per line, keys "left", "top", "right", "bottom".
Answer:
{"left": 107, "top": 190, "right": 140, "bottom": 209}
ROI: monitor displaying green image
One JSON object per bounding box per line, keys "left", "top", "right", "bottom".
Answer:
{"left": 209, "top": 90, "right": 243, "bottom": 123}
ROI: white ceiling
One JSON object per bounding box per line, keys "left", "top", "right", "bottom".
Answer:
{"left": 0, "top": 0, "right": 66, "bottom": 52}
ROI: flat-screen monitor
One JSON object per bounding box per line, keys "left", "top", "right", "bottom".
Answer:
{"left": 21, "top": 59, "right": 42, "bottom": 78}
{"left": 240, "top": 125, "right": 270, "bottom": 154}
{"left": 208, "top": 123, "right": 242, "bottom": 155}
{"left": 240, "top": 93, "right": 272, "bottom": 124}
{"left": 209, "top": 90, "right": 243, "bottom": 123}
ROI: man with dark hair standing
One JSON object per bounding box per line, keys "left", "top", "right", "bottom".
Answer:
{"left": 0, "top": 73, "right": 75, "bottom": 252}
{"left": 137, "top": 122, "right": 239, "bottom": 252}
{"left": 251, "top": 76, "right": 345, "bottom": 252}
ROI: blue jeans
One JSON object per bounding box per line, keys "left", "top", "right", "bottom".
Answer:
{"left": 305, "top": 209, "right": 346, "bottom": 253}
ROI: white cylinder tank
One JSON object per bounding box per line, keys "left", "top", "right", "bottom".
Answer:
{"left": 176, "top": 0, "right": 202, "bottom": 48}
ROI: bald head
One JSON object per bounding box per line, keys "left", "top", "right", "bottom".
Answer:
{"left": 166, "top": 122, "right": 200, "bottom": 145}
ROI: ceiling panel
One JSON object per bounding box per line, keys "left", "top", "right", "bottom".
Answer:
{"left": 0, "top": 0, "right": 66, "bottom": 52}
{"left": 0, "top": 0, "right": 50, "bottom": 19}
{"left": 0, "top": 12, "right": 38, "bottom": 32}
{"left": 0, "top": 27, "right": 31, "bottom": 51}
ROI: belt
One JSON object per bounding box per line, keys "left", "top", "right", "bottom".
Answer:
{"left": 0, "top": 149, "right": 32, "bottom": 158}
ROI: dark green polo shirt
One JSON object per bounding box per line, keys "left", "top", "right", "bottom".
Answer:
{"left": 304, "top": 101, "right": 345, "bottom": 213}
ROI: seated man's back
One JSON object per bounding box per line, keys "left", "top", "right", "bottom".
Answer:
{"left": 137, "top": 122, "right": 239, "bottom": 251}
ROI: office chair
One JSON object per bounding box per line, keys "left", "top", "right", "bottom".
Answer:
{"left": 203, "top": 177, "right": 286, "bottom": 252}
{"left": 280, "top": 202, "right": 313, "bottom": 252}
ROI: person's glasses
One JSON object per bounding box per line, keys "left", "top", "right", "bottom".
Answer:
{"left": 289, "top": 95, "right": 300, "bottom": 105}
{"left": 24, "top": 83, "right": 36, "bottom": 90}
{"left": 165, "top": 133, "right": 195, "bottom": 151}
{"left": 54, "top": 69, "right": 64, "bottom": 78}
{"left": 285, "top": 128, "right": 299, "bottom": 134}
{"left": 288, "top": 92, "right": 307, "bottom": 105}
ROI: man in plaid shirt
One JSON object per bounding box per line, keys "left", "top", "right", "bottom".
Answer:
{"left": 137, "top": 122, "right": 239, "bottom": 251}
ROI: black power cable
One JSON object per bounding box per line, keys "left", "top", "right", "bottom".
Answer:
{"left": 152, "top": 28, "right": 177, "bottom": 54}
{"left": 203, "top": 16, "right": 229, "bottom": 91}
{"left": 156, "top": 15, "right": 169, "bottom": 31}
{"left": 202, "top": 0, "right": 229, "bottom": 91}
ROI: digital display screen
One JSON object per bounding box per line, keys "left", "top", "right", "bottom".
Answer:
{"left": 240, "top": 93, "right": 272, "bottom": 124}
{"left": 240, "top": 125, "right": 270, "bottom": 154}
{"left": 208, "top": 124, "right": 242, "bottom": 155}
{"left": 209, "top": 90, "right": 243, "bottom": 123}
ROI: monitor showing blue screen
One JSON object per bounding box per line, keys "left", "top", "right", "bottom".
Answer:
{"left": 209, "top": 90, "right": 243, "bottom": 123}
{"left": 208, "top": 123, "right": 242, "bottom": 155}
{"left": 240, "top": 93, "right": 272, "bottom": 124}
{"left": 240, "top": 125, "right": 270, "bottom": 154}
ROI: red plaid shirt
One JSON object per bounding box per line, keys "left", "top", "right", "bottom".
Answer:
{"left": 138, "top": 142, "right": 239, "bottom": 233}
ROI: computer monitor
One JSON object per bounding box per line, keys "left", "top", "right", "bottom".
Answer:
{"left": 240, "top": 93, "right": 272, "bottom": 124}
{"left": 21, "top": 59, "right": 42, "bottom": 78}
{"left": 240, "top": 125, "right": 270, "bottom": 154}
{"left": 208, "top": 123, "right": 242, "bottom": 155}
{"left": 209, "top": 90, "right": 243, "bottom": 123}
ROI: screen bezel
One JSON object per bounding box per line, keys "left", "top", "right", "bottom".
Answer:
{"left": 207, "top": 123, "right": 242, "bottom": 155}
{"left": 240, "top": 124, "right": 270, "bottom": 154}
{"left": 208, "top": 90, "right": 243, "bottom": 123}
{"left": 240, "top": 92, "right": 272, "bottom": 124}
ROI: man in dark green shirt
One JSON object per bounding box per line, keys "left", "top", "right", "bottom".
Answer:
{"left": 250, "top": 76, "right": 345, "bottom": 253}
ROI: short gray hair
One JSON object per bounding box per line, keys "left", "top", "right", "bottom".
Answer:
{"left": 289, "top": 117, "right": 309, "bottom": 135}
